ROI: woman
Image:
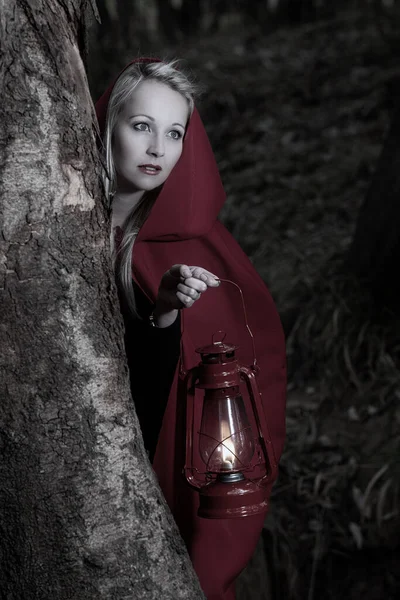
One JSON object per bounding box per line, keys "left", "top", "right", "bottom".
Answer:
{"left": 96, "top": 58, "right": 286, "bottom": 600}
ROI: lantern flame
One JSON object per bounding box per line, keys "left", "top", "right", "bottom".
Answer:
{"left": 221, "top": 420, "right": 236, "bottom": 470}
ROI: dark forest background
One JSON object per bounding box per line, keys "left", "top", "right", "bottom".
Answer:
{"left": 87, "top": 1, "right": 400, "bottom": 599}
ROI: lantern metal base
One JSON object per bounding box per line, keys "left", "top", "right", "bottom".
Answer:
{"left": 198, "top": 476, "right": 269, "bottom": 519}
{"left": 217, "top": 471, "right": 245, "bottom": 483}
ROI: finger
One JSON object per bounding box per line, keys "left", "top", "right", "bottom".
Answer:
{"left": 197, "top": 272, "right": 220, "bottom": 287}
{"left": 203, "top": 276, "right": 220, "bottom": 288}
{"left": 177, "top": 283, "right": 202, "bottom": 299}
{"left": 188, "top": 267, "right": 220, "bottom": 286}
{"left": 176, "top": 291, "right": 195, "bottom": 307}
{"left": 168, "top": 264, "right": 191, "bottom": 280}
{"left": 179, "top": 264, "right": 192, "bottom": 280}
{"left": 178, "top": 279, "right": 207, "bottom": 294}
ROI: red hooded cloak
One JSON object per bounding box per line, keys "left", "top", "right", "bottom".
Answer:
{"left": 96, "top": 59, "right": 286, "bottom": 600}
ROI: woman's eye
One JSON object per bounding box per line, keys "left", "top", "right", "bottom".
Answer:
{"left": 134, "top": 122, "right": 150, "bottom": 132}
{"left": 168, "top": 130, "right": 182, "bottom": 140}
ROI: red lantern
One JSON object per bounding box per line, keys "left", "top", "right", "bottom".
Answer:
{"left": 181, "top": 280, "right": 278, "bottom": 519}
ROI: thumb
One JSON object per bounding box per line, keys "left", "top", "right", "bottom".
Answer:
{"left": 169, "top": 264, "right": 191, "bottom": 279}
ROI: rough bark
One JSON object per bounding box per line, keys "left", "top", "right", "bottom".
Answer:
{"left": 0, "top": 1, "right": 204, "bottom": 598}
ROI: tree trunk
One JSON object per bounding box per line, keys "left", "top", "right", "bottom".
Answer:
{"left": 0, "top": 2, "right": 204, "bottom": 598}
{"left": 347, "top": 107, "right": 400, "bottom": 311}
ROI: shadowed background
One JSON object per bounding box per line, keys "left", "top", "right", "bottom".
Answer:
{"left": 87, "top": 2, "right": 400, "bottom": 598}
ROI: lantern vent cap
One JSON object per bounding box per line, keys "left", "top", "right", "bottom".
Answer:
{"left": 196, "top": 331, "right": 238, "bottom": 355}
{"left": 196, "top": 341, "right": 238, "bottom": 355}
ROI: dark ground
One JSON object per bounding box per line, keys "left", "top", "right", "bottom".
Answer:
{"left": 89, "top": 7, "right": 400, "bottom": 599}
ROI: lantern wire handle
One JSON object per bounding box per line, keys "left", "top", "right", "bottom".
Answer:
{"left": 217, "top": 278, "right": 259, "bottom": 373}
{"left": 179, "top": 277, "right": 258, "bottom": 376}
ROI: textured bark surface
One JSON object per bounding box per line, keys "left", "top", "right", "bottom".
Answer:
{"left": 0, "top": 1, "right": 204, "bottom": 598}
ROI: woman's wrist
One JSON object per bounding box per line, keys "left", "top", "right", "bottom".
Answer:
{"left": 151, "top": 300, "right": 178, "bottom": 329}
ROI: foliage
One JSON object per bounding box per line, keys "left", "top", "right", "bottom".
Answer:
{"left": 269, "top": 262, "right": 400, "bottom": 599}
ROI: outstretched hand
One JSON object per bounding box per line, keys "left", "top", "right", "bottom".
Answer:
{"left": 157, "top": 264, "right": 220, "bottom": 312}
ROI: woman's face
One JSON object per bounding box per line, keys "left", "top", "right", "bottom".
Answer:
{"left": 112, "top": 79, "right": 189, "bottom": 194}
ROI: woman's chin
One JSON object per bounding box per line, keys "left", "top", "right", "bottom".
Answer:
{"left": 131, "top": 175, "right": 166, "bottom": 193}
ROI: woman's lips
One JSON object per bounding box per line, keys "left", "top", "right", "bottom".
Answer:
{"left": 138, "top": 164, "right": 162, "bottom": 175}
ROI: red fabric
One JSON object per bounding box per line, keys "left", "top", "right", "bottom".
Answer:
{"left": 96, "top": 59, "right": 286, "bottom": 599}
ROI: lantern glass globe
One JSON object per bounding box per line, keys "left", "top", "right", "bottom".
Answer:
{"left": 199, "top": 390, "right": 255, "bottom": 473}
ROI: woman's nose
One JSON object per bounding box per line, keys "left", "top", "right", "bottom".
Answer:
{"left": 147, "top": 136, "right": 165, "bottom": 158}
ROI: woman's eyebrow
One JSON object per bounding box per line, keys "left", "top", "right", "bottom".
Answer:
{"left": 129, "top": 114, "right": 185, "bottom": 129}
{"left": 129, "top": 114, "right": 155, "bottom": 121}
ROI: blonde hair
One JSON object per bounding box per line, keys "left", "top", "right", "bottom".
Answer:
{"left": 102, "top": 60, "right": 197, "bottom": 316}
